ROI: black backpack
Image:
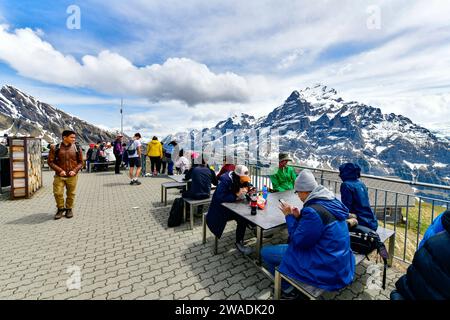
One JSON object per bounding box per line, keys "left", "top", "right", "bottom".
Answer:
{"left": 349, "top": 225, "right": 389, "bottom": 289}
{"left": 168, "top": 197, "right": 184, "bottom": 227}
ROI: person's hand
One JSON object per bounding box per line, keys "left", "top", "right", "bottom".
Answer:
{"left": 236, "top": 187, "right": 248, "bottom": 198}
{"left": 68, "top": 171, "right": 76, "bottom": 177}
{"left": 292, "top": 207, "right": 301, "bottom": 219}
{"left": 59, "top": 171, "right": 67, "bottom": 177}
{"left": 279, "top": 202, "right": 293, "bottom": 216}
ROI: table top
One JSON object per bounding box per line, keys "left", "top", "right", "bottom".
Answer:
{"left": 222, "top": 190, "right": 301, "bottom": 230}
{"left": 169, "top": 174, "right": 187, "bottom": 183}
{"left": 222, "top": 191, "right": 342, "bottom": 230}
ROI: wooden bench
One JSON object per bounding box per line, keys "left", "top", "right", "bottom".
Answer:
{"left": 273, "top": 226, "right": 395, "bottom": 300}
{"left": 87, "top": 161, "right": 115, "bottom": 173}
{"left": 183, "top": 197, "right": 213, "bottom": 230}
{"left": 161, "top": 182, "right": 187, "bottom": 206}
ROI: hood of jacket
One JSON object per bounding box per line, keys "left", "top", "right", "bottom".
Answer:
{"left": 339, "top": 163, "right": 361, "bottom": 181}
{"left": 150, "top": 140, "right": 160, "bottom": 146}
{"left": 304, "top": 185, "right": 349, "bottom": 221}
{"left": 443, "top": 210, "right": 450, "bottom": 233}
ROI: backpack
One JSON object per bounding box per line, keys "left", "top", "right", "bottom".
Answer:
{"left": 55, "top": 142, "right": 81, "bottom": 162}
{"left": 126, "top": 140, "right": 136, "bottom": 156}
{"left": 168, "top": 197, "right": 184, "bottom": 227}
{"left": 349, "top": 225, "right": 389, "bottom": 289}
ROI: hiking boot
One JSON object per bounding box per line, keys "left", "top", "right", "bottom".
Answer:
{"left": 235, "top": 241, "right": 253, "bottom": 255}
{"left": 54, "top": 209, "right": 65, "bottom": 220}
{"left": 130, "top": 180, "right": 135, "bottom": 185}
{"left": 65, "top": 209, "right": 73, "bottom": 219}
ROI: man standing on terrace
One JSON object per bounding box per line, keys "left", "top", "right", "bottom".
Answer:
{"left": 270, "top": 153, "right": 297, "bottom": 192}
{"left": 47, "top": 130, "right": 83, "bottom": 220}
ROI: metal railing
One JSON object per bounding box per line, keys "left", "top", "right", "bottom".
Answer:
{"left": 247, "top": 163, "right": 450, "bottom": 264}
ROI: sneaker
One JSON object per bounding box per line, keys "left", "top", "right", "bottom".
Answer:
{"left": 130, "top": 180, "right": 135, "bottom": 185}
{"left": 65, "top": 209, "right": 73, "bottom": 219}
{"left": 134, "top": 180, "right": 142, "bottom": 185}
{"left": 54, "top": 208, "right": 65, "bottom": 220}
{"left": 235, "top": 241, "right": 253, "bottom": 255}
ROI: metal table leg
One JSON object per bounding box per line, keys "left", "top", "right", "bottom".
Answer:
{"left": 161, "top": 185, "right": 164, "bottom": 203}
{"left": 388, "top": 234, "right": 396, "bottom": 267}
{"left": 183, "top": 200, "right": 186, "bottom": 222}
{"left": 202, "top": 214, "right": 207, "bottom": 244}
{"left": 256, "top": 226, "right": 263, "bottom": 265}
{"left": 190, "top": 204, "right": 194, "bottom": 230}
{"left": 165, "top": 188, "right": 168, "bottom": 206}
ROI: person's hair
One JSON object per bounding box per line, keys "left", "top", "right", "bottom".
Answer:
{"left": 152, "top": 136, "right": 158, "bottom": 140}
{"left": 62, "top": 130, "right": 76, "bottom": 137}
{"left": 169, "top": 140, "right": 177, "bottom": 146}
{"left": 230, "top": 172, "right": 241, "bottom": 194}
{"left": 179, "top": 149, "right": 184, "bottom": 157}
{"left": 122, "top": 143, "right": 127, "bottom": 147}
{"left": 134, "top": 133, "right": 141, "bottom": 139}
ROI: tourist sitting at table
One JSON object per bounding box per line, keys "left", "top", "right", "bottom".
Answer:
{"left": 339, "top": 162, "right": 378, "bottom": 231}
{"left": 390, "top": 210, "right": 450, "bottom": 300}
{"left": 270, "top": 153, "right": 297, "bottom": 192}
{"left": 175, "top": 149, "right": 190, "bottom": 175}
{"left": 182, "top": 155, "right": 218, "bottom": 200}
{"left": 261, "top": 169, "right": 355, "bottom": 299}
{"left": 206, "top": 165, "right": 254, "bottom": 255}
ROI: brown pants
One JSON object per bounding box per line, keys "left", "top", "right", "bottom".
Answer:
{"left": 53, "top": 175, "right": 78, "bottom": 209}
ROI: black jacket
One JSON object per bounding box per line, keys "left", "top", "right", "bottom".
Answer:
{"left": 183, "top": 165, "right": 218, "bottom": 200}
{"left": 394, "top": 210, "right": 450, "bottom": 300}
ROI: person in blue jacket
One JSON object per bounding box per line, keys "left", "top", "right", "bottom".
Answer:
{"left": 418, "top": 210, "right": 446, "bottom": 250}
{"left": 339, "top": 162, "right": 378, "bottom": 231}
{"left": 206, "top": 165, "right": 253, "bottom": 255}
{"left": 261, "top": 169, "right": 355, "bottom": 298}
{"left": 390, "top": 210, "right": 450, "bottom": 300}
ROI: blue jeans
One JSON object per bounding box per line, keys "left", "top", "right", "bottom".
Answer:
{"left": 141, "top": 154, "right": 147, "bottom": 175}
{"left": 261, "top": 244, "right": 291, "bottom": 291}
{"left": 167, "top": 160, "right": 174, "bottom": 175}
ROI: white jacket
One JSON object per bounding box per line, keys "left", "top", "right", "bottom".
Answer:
{"left": 175, "top": 156, "right": 190, "bottom": 174}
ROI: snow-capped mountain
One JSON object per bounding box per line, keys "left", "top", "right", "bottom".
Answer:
{"left": 0, "top": 85, "right": 117, "bottom": 144}
{"left": 167, "top": 84, "right": 450, "bottom": 186}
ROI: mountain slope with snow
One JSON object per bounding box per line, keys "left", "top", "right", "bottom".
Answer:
{"left": 168, "top": 84, "right": 450, "bottom": 186}
{"left": 0, "top": 85, "right": 116, "bottom": 144}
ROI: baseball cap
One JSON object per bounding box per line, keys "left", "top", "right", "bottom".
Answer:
{"left": 234, "top": 165, "right": 249, "bottom": 177}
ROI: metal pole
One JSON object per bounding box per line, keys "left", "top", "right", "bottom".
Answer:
{"left": 120, "top": 98, "right": 123, "bottom": 136}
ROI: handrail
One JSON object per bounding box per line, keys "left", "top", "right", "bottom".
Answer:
{"left": 289, "top": 164, "right": 450, "bottom": 191}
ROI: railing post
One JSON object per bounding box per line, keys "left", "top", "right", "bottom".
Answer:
{"left": 403, "top": 195, "right": 410, "bottom": 262}
{"left": 417, "top": 198, "right": 423, "bottom": 250}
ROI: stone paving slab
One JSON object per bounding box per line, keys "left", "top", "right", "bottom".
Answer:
{"left": 0, "top": 170, "right": 405, "bottom": 300}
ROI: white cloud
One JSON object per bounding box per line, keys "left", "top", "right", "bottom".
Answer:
{"left": 0, "top": 25, "right": 250, "bottom": 106}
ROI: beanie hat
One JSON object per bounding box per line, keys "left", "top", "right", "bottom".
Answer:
{"left": 234, "top": 165, "right": 249, "bottom": 177}
{"left": 294, "top": 169, "right": 318, "bottom": 192}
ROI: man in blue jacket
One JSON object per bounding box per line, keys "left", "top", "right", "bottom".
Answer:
{"left": 339, "top": 163, "right": 378, "bottom": 231}
{"left": 206, "top": 165, "right": 253, "bottom": 255}
{"left": 261, "top": 169, "right": 355, "bottom": 298}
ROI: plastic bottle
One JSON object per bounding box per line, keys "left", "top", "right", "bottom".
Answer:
{"left": 262, "top": 185, "right": 268, "bottom": 203}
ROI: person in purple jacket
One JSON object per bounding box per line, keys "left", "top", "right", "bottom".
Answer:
{"left": 113, "top": 134, "right": 124, "bottom": 174}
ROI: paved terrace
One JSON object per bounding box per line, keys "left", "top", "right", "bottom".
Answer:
{"left": 0, "top": 170, "right": 407, "bottom": 300}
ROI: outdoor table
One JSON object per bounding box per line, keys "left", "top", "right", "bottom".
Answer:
{"left": 221, "top": 190, "right": 299, "bottom": 265}
{"left": 222, "top": 191, "right": 341, "bottom": 265}
{"left": 169, "top": 174, "right": 188, "bottom": 183}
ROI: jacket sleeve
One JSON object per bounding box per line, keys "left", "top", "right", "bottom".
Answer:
{"left": 210, "top": 168, "right": 218, "bottom": 186}
{"left": 47, "top": 145, "right": 63, "bottom": 174}
{"left": 146, "top": 143, "right": 150, "bottom": 156}
{"left": 214, "top": 178, "right": 237, "bottom": 203}
{"left": 270, "top": 171, "right": 281, "bottom": 192}
{"left": 287, "top": 207, "right": 324, "bottom": 250}
{"left": 340, "top": 183, "right": 354, "bottom": 212}
{"left": 184, "top": 168, "right": 192, "bottom": 181}
{"left": 159, "top": 143, "right": 163, "bottom": 158}
{"left": 290, "top": 167, "right": 297, "bottom": 186}
{"left": 74, "top": 147, "right": 83, "bottom": 173}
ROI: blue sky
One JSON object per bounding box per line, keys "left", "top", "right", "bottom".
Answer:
{"left": 0, "top": 0, "right": 450, "bottom": 139}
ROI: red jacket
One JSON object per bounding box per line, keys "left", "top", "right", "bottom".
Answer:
{"left": 217, "top": 164, "right": 236, "bottom": 179}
